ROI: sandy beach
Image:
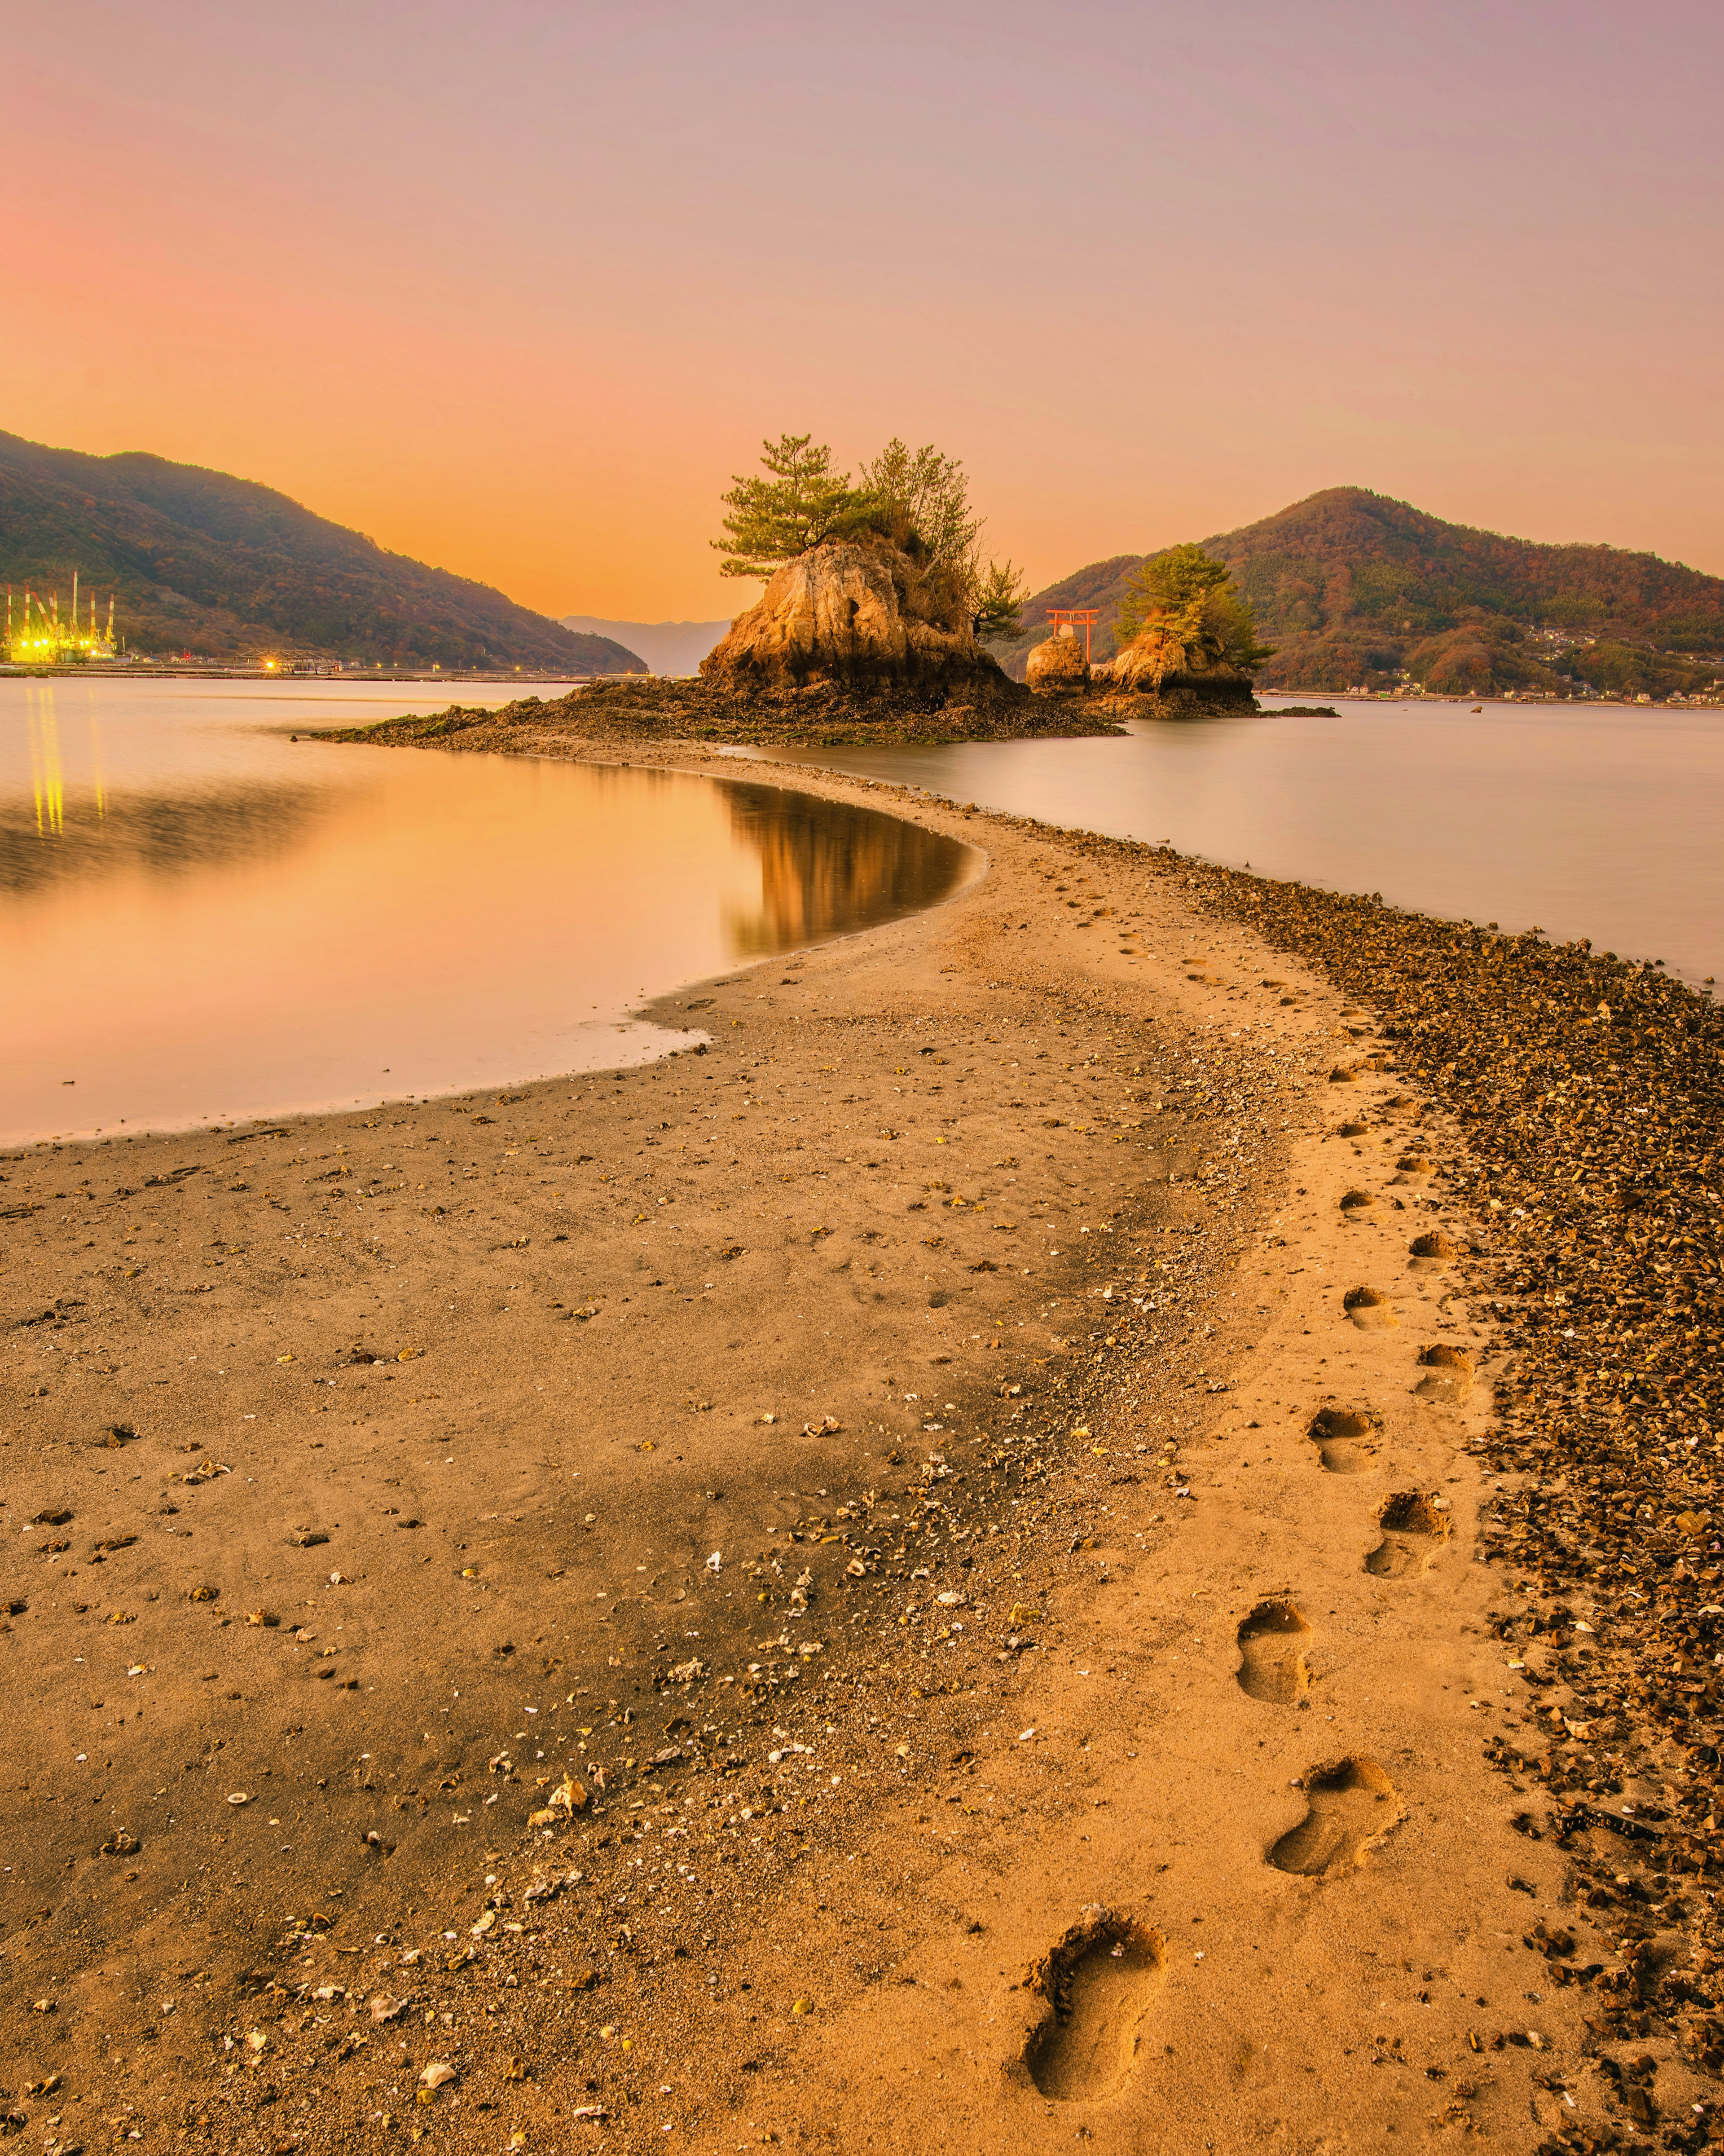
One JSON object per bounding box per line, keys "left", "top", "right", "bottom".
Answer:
{"left": 2, "top": 738, "right": 1717, "bottom": 2155}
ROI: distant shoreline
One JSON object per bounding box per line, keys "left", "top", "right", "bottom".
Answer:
{"left": 1257, "top": 690, "right": 1724, "bottom": 711}
{"left": 0, "top": 667, "right": 1714, "bottom": 711}
{"left": 0, "top": 666, "right": 609, "bottom": 686}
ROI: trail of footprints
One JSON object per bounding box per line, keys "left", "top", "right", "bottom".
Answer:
{"left": 1021, "top": 1111, "right": 1469, "bottom": 2103}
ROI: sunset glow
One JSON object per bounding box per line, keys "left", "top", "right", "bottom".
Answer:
{"left": 5, "top": 0, "right": 1722, "bottom": 618}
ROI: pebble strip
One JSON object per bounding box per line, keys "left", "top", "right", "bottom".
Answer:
{"left": 1158, "top": 849, "right": 1724, "bottom": 2107}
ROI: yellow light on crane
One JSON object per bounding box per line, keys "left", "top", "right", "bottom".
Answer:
{"left": 4, "top": 578, "right": 118, "bottom": 665}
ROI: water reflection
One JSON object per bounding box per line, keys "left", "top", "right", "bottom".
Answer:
{"left": 0, "top": 679, "right": 976, "bottom": 1143}
{"left": 748, "top": 697, "right": 1724, "bottom": 985}
{"left": 723, "top": 780, "right": 974, "bottom": 953}
{"left": 0, "top": 781, "right": 329, "bottom": 897}
{"left": 26, "top": 686, "right": 67, "bottom": 834}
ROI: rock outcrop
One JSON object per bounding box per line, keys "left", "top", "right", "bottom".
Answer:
{"left": 699, "top": 541, "right": 1002, "bottom": 695}
{"left": 1102, "top": 625, "right": 1183, "bottom": 692}
{"left": 1025, "top": 626, "right": 1090, "bottom": 693}
{"left": 1099, "top": 628, "right": 1256, "bottom": 711}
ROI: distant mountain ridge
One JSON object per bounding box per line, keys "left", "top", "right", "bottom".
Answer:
{"left": 560, "top": 615, "right": 730, "bottom": 676}
{"left": 0, "top": 431, "right": 645, "bottom": 673}
{"left": 991, "top": 488, "right": 1724, "bottom": 699}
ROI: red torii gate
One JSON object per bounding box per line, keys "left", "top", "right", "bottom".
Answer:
{"left": 1047, "top": 608, "right": 1100, "bottom": 664}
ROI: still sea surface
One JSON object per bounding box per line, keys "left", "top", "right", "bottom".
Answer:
{"left": 746, "top": 695, "right": 1724, "bottom": 989}
{"left": 0, "top": 678, "right": 974, "bottom": 1146}
{"left": 6, "top": 682, "right": 1717, "bottom": 1146}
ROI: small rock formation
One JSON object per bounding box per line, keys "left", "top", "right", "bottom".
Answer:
{"left": 1025, "top": 625, "right": 1090, "bottom": 694}
{"left": 1102, "top": 625, "right": 1184, "bottom": 692}
{"left": 699, "top": 540, "right": 1001, "bottom": 695}
{"left": 1098, "top": 626, "right": 1255, "bottom": 711}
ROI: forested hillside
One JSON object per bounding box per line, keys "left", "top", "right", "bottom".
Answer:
{"left": 0, "top": 432, "right": 643, "bottom": 672}
{"left": 991, "top": 488, "right": 1724, "bottom": 698}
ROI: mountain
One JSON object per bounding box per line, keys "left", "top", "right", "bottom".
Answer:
{"left": 560, "top": 615, "right": 731, "bottom": 676}
{"left": 991, "top": 488, "right": 1724, "bottom": 698}
{"left": 0, "top": 431, "right": 645, "bottom": 673}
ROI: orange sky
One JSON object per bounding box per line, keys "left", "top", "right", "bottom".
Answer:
{"left": 5, "top": 0, "right": 1721, "bottom": 620}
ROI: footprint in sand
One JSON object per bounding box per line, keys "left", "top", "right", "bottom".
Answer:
{"left": 1409, "top": 1231, "right": 1459, "bottom": 1270}
{"left": 1365, "top": 1490, "right": 1453, "bottom": 1576}
{"left": 1268, "top": 1758, "right": 1403, "bottom": 1877}
{"left": 1343, "top": 1284, "right": 1397, "bottom": 1330}
{"left": 1306, "top": 1405, "right": 1377, "bottom": 1474}
{"left": 1413, "top": 1344, "right": 1474, "bottom": 1403}
{"left": 1023, "top": 1909, "right": 1165, "bottom": 2101}
{"left": 1391, "top": 1151, "right": 1435, "bottom": 1185}
{"left": 1236, "top": 1598, "right": 1311, "bottom": 1704}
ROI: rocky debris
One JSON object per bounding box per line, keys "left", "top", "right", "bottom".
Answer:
{"left": 700, "top": 539, "right": 1001, "bottom": 695}
{"left": 61, "top": 774, "right": 1680, "bottom": 2141}
{"left": 332, "top": 668, "right": 1114, "bottom": 751}
{"left": 1139, "top": 841, "right": 1724, "bottom": 2077}
{"left": 528, "top": 1773, "right": 589, "bottom": 1828}
{"left": 1025, "top": 626, "right": 1090, "bottom": 693}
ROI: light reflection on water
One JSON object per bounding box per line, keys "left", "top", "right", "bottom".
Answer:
{"left": 1, "top": 778, "right": 331, "bottom": 896}
{"left": 747, "top": 696, "right": 1724, "bottom": 986}
{"left": 0, "top": 679, "right": 975, "bottom": 1145}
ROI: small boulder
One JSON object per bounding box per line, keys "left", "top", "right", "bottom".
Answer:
{"left": 1025, "top": 626, "right": 1090, "bottom": 694}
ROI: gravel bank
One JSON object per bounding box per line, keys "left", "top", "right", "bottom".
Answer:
{"left": 1161, "top": 847, "right": 1724, "bottom": 2119}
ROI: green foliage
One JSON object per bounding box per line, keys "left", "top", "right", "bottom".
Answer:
{"left": 856, "top": 440, "right": 981, "bottom": 573}
{"left": 993, "top": 487, "right": 1724, "bottom": 694}
{"left": 712, "top": 434, "right": 870, "bottom": 579}
{"left": 1554, "top": 639, "right": 1691, "bottom": 699}
{"left": 1221, "top": 492, "right": 1724, "bottom": 689}
{"left": 1113, "top": 542, "right": 1231, "bottom": 642}
{"left": 854, "top": 438, "right": 1026, "bottom": 639}
{"left": 715, "top": 429, "right": 1025, "bottom": 645}
{"left": 970, "top": 559, "right": 1028, "bottom": 641}
{"left": 1113, "top": 541, "right": 1275, "bottom": 677}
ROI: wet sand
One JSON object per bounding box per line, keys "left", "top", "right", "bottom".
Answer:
{"left": 1, "top": 745, "right": 1713, "bottom": 2153}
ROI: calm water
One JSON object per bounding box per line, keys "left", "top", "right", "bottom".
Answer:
{"left": 746, "top": 697, "right": 1724, "bottom": 986}
{"left": 0, "top": 678, "right": 975, "bottom": 1145}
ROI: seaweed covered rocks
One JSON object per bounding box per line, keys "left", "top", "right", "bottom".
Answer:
{"left": 328, "top": 666, "right": 1119, "bottom": 752}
